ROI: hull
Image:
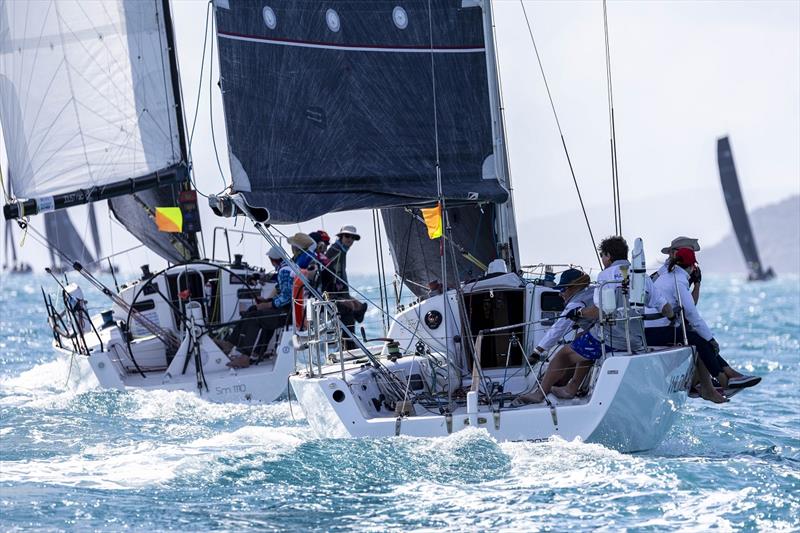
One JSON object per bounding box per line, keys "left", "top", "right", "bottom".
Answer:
{"left": 290, "top": 347, "right": 693, "bottom": 453}
{"left": 56, "top": 343, "right": 295, "bottom": 403}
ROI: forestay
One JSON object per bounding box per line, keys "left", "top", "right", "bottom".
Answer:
{"left": 213, "top": 0, "right": 508, "bottom": 223}
{"left": 0, "top": 0, "right": 182, "bottom": 201}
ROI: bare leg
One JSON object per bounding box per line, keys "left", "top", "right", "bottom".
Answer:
{"left": 696, "top": 359, "right": 727, "bottom": 403}
{"left": 551, "top": 349, "right": 593, "bottom": 399}
{"left": 516, "top": 347, "right": 572, "bottom": 404}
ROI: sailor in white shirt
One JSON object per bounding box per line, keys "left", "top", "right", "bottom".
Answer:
{"left": 645, "top": 248, "right": 760, "bottom": 400}
{"left": 513, "top": 269, "right": 595, "bottom": 405}
{"left": 590, "top": 241, "right": 671, "bottom": 355}
{"left": 515, "top": 237, "right": 674, "bottom": 404}
{"left": 651, "top": 236, "right": 701, "bottom": 304}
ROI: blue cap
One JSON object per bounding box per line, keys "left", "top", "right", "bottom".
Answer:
{"left": 556, "top": 268, "right": 586, "bottom": 291}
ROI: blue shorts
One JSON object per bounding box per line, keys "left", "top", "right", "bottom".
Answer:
{"left": 571, "top": 332, "right": 614, "bottom": 361}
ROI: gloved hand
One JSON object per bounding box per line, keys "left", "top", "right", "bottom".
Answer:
{"left": 564, "top": 308, "right": 582, "bottom": 321}
{"left": 709, "top": 337, "right": 720, "bottom": 355}
{"left": 689, "top": 266, "right": 702, "bottom": 285}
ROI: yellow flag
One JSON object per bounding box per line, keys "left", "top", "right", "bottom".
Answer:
{"left": 421, "top": 204, "right": 442, "bottom": 239}
{"left": 155, "top": 207, "right": 183, "bottom": 232}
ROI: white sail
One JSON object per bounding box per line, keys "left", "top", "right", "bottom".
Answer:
{"left": 0, "top": 0, "right": 181, "bottom": 201}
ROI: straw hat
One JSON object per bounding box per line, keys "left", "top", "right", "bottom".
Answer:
{"left": 287, "top": 232, "right": 315, "bottom": 250}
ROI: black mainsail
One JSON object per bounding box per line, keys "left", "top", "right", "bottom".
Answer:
{"left": 213, "top": 0, "right": 508, "bottom": 225}
{"left": 0, "top": 0, "right": 199, "bottom": 264}
{"left": 716, "top": 136, "right": 774, "bottom": 281}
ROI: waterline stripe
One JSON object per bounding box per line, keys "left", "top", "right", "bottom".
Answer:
{"left": 218, "top": 31, "right": 485, "bottom": 54}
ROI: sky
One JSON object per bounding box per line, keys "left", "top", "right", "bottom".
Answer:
{"left": 2, "top": 0, "right": 799, "bottom": 277}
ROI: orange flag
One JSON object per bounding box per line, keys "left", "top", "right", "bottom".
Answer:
{"left": 421, "top": 204, "right": 442, "bottom": 239}
{"left": 155, "top": 207, "right": 183, "bottom": 232}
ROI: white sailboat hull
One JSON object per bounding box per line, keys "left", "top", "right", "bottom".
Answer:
{"left": 290, "top": 346, "right": 693, "bottom": 453}
{"left": 56, "top": 342, "right": 295, "bottom": 403}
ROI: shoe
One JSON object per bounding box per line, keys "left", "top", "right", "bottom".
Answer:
{"left": 727, "top": 375, "right": 761, "bottom": 389}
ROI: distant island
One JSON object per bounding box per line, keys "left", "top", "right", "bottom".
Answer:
{"left": 701, "top": 195, "right": 799, "bottom": 274}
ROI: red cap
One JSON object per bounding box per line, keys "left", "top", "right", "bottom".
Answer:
{"left": 317, "top": 230, "right": 330, "bottom": 243}
{"left": 675, "top": 247, "right": 698, "bottom": 267}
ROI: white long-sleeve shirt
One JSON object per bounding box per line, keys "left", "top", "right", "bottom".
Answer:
{"left": 538, "top": 287, "right": 594, "bottom": 351}
{"left": 596, "top": 259, "right": 668, "bottom": 312}
{"left": 647, "top": 266, "right": 713, "bottom": 340}
{"left": 592, "top": 259, "right": 668, "bottom": 352}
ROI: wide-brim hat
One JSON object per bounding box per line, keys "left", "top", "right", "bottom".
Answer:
{"left": 661, "top": 236, "right": 700, "bottom": 254}
{"left": 336, "top": 225, "right": 361, "bottom": 240}
{"left": 287, "top": 232, "right": 315, "bottom": 250}
{"left": 555, "top": 268, "right": 590, "bottom": 291}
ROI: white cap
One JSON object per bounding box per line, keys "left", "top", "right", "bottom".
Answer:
{"left": 267, "top": 245, "right": 284, "bottom": 260}
{"left": 487, "top": 259, "right": 508, "bottom": 274}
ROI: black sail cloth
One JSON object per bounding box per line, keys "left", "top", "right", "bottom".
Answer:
{"left": 382, "top": 204, "right": 498, "bottom": 297}
{"left": 214, "top": 0, "right": 508, "bottom": 224}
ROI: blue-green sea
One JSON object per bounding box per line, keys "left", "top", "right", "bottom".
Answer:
{"left": 1, "top": 274, "right": 798, "bottom": 531}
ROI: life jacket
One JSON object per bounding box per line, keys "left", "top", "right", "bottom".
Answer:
{"left": 292, "top": 269, "right": 308, "bottom": 330}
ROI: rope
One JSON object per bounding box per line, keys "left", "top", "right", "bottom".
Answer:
{"left": 603, "top": 0, "right": 623, "bottom": 235}
{"left": 519, "top": 1, "right": 602, "bottom": 269}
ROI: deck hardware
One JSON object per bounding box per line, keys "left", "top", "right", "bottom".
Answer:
{"left": 445, "top": 413, "right": 453, "bottom": 434}
{"left": 395, "top": 416, "right": 402, "bottom": 436}
{"left": 493, "top": 409, "right": 500, "bottom": 430}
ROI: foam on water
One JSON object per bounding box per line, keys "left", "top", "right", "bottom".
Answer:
{"left": 1, "top": 274, "right": 798, "bottom": 530}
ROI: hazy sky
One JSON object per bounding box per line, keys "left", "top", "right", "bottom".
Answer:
{"left": 3, "top": 0, "right": 798, "bottom": 277}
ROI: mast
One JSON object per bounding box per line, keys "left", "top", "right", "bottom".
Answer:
{"left": 161, "top": 0, "right": 190, "bottom": 167}
{"left": 479, "top": 0, "right": 520, "bottom": 271}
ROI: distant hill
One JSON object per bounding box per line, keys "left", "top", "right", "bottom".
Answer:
{"left": 701, "top": 195, "right": 800, "bottom": 274}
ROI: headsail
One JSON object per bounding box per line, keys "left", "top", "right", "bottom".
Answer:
{"left": 716, "top": 136, "right": 773, "bottom": 281}
{"left": 43, "top": 209, "right": 95, "bottom": 271}
{"left": 0, "top": 0, "right": 188, "bottom": 219}
{"left": 382, "top": 205, "right": 498, "bottom": 296}
{"left": 213, "top": 0, "right": 508, "bottom": 224}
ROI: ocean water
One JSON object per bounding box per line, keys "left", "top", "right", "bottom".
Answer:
{"left": 1, "top": 274, "right": 798, "bottom": 531}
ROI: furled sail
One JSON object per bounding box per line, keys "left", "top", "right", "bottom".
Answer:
{"left": 0, "top": 0, "right": 188, "bottom": 218}
{"left": 716, "top": 136, "right": 773, "bottom": 281}
{"left": 213, "top": 0, "right": 508, "bottom": 224}
{"left": 43, "top": 209, "right": 95, "bottom": 271}
{"left": 382, "top": 205, "right": 498, "bottom": 297}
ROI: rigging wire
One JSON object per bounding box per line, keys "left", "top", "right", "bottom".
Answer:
{"left": 603, "top": 0, "right": 623, "bottom": 235}
{"left": 519, "top": 1, "right": 602, "bottom": 269}
{"left": 426, "top": 0, "right": 454, "bottom": 412}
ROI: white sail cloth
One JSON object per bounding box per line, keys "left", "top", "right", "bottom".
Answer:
{"left": 0, "top": 0, "right": 181, "bottom": 200}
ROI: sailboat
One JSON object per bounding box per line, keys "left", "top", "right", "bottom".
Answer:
{"left": 716, "top": 136, "right": 775, "bottom": 281}
{"left": 43, "top": 209, "right": 96, "bottom": 274}
{"left": 208, "top": 1, "right": 694, "bottom": 451}
{"left": 0, "top": 0, "right": 296, "bottom": 402}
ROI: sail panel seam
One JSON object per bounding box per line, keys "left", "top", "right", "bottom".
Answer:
{"left": 217, "top": 31, "right": 484, "bottom": 53}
